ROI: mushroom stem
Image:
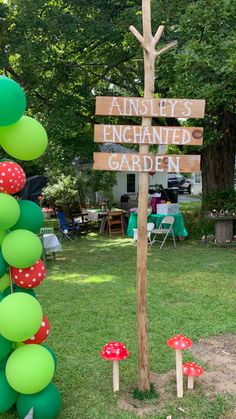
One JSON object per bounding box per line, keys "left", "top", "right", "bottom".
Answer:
{"left": 175, "top": 349, "right": 183, "bottom": 398}
{"left": 113, "top": 360, "right": 119, "bottom": 392}
{"left": 187, "top": 375, "right": 194, "bottom": 389}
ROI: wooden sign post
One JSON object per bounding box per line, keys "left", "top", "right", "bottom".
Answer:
{"left": 93, "top": 0, "right": 205, "bottom": 393}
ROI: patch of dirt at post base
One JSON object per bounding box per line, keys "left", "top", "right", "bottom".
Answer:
{"left": 118, "top": 334, "right": 236, "bottom": 417}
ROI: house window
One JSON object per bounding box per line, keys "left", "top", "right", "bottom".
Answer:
{"left": 193, "top": 172, "right": 202, "bottom": 184}
{"left": 127, "top": 174, "right": 136, "bottom": 193}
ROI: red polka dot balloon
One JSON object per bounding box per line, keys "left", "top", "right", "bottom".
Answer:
{"left": 10, "top": 259, "right": 46, "bottom": 288}
{"left": 23, "top": 315, "right": 50, "bottom": 344}
{"left": 0, "top": 161, "right": 26, "bottom": 194}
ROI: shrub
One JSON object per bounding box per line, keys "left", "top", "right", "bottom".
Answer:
{"left": 203, "top": 188, "right": 236, "bottom": 212}
{"left": 182, "top": 209, "right": 214, "bottom": 238}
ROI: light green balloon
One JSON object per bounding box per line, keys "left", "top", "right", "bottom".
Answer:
{"left": 2, "top": 229, "right": 42, "bottom": 268}
{"left": 0, "top": 193, "right": 20, "bottom": 229}
{"left": 0, "top": 292, "right": 43, "bottom": 341}
{"left": 6, "top": 344, "right": 55, "bottom": 394}
{"left": 0, "top": 230, "right": 6, "bottom": 246}
{"left": 0, "top": 273, "right": 10, "bottom": 292}
{"left": 0, "top": 115, "right": 48, "bottom": 161}
{"left": 0, "top": 76, "right": 26, "bottom": 126}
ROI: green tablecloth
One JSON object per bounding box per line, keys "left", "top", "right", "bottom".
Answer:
{"left": 127, "top": 212, "right": 188, "bottom": 238}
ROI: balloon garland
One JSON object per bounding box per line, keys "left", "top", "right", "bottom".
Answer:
{"left": 0, "top": 76, "right": 61, "bottom": 418}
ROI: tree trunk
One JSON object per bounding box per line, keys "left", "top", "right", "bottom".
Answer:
{"left": 201, "top": 111, "right": 236, "bottom": 207}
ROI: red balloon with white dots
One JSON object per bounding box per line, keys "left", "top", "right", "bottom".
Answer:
{"left": 0, "top": 161, "right": 26, "bottom": 194}
{"left": 10, "top": 259, "right": 46, "bottom": 288}
{"left": 23, "top": 315, "right": 50, "bottom": 344}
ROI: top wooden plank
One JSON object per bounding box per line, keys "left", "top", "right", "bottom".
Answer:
{"left": 96, "top": 96, "right": 205, "bottom": 118}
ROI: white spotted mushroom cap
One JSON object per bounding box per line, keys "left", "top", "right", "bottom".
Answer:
{"left": 182, "top": 362, "right": 204, "bottom": 377}
{"left": 167, "top": 334, "right": 193, "bottom": 350}
{"left": 100, "top": 341, "right": 130, "bottom": 361}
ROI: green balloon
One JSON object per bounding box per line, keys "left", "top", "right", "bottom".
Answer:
{"left": 0, "top": 349, "right": 13, "bottom": 370}
{"left": 11, "top": 200, "right": 44, "bottom": 233}
{"left": 0, "top": 193, "right": 20, "bottom": 229}
{"left": 0, "top": 369, "right": 18, "bottom": 413}
{"left": 0, "top": 115, "right": 48, "bottom": 161}
{"left": 3, "top": 285, "right": 36, "bottom": 298}
{"left": 0, "top": 250, "right": 8, "bottom": 277}
{"left": 42, "top": 344, "right": 57, "bottom": 371}
{"left": 0, "top": 230, "right": 6, "bottom": 246}
{"left": 17, "top": 383, "right": 61, "bottom": 419}
{"left": 0, "top": 292, "right": 3, "bottom": 302}
{"left": 2, "top": 229, "right": 42, "bottom": 268}
{"left": 0, "top": 292, "right": 43, "bottom": 341}
{"left": 0, "top": 76, "right": 26, "bottom": 126}
{"left": 0, "top": 335, "right": 13, "bottom": 362}
{"left": 0, "top": 273, "right": 10, "bottom": 292}
{"left": 6, "top": 344, "right": 55, "bottom": 394}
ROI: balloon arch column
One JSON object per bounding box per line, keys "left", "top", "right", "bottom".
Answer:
{"left": 0, "top": 77, "right": 61, "bottom": 418}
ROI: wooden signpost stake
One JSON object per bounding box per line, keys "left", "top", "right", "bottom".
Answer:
{"left": 129, "top": 0, "right": 177, "bottom": 391}
{"left": 93, "top": 0, "right": 205, "bottom": 394}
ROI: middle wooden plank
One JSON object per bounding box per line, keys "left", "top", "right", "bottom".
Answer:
{"left": 94, "top": 124, "right": 203, "bottom": 145}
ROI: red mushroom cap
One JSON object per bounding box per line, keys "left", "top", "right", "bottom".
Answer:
{"left": 167, "top": 334, "right": 193, "bottom": 350}
{"left": 182, "top": 362, "right": 204, "bottom": 377}
{"left": 100, "top": 341, "right": 130, "bottom": 361}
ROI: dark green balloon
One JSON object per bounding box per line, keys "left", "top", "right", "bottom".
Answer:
{"left": 0, "top": 369, "right": 18, "bottom": 414}
{"left": 0, "top": 335, "right": 13, "bottom": 362}
{"left": 11, "top": 200, "right": 44, "bottom": 233}
{"left": 17, "top": 383, "right": 61, "bottom": 419}
{"left": 42, "top": 345, "right": 57, "bottom": 371}
{"left": 0, "top": 349, "right": 13, "bottom": 370}
{"left": 0, "top": 292, "right": 3, "bottom": 302}
{"left": 0, "top": 250, "right": 8, "bottom": 277}
{"left": 0, "top": 76, "right": 26, "bottom": 126}
{"left": 3, "top": 285, "right": 36, "bottom": 298}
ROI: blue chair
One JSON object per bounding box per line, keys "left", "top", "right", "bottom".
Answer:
{"left": 57, "top": 211, "right": 80, "bottom": 241}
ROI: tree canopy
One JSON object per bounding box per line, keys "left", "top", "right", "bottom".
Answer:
{"left": 0, "top": 0, "right": 235, "bottom": 201}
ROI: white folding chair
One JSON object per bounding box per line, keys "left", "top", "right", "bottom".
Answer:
{"left": 150, "top": 216, "right": 176, "bottom": 249}
{"left": 133, "top": 222, "right": 155, "bottom": 245}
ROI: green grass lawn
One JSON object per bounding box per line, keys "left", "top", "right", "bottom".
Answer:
{"left": 5, "top": 233, "right": 236, "bottom": 418}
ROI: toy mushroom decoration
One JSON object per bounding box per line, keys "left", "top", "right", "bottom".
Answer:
{"left": 167, "top": 334, "right": 192, "bottom": 398}
{"left": 100, "top": 341, "right": 130, "bottom": 392}
{"left": 182, "top": 361, "right": 204, "bottom": 389}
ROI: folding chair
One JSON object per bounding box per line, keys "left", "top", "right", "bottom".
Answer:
{"left": 57, "top": 211, "right": 80, "bottom": 241}
{"left": 106, "top": 211, "right": 124, "bottom": 237}
{"left": 133, "top": 222, "right": 155, "bottom": 245}
{"left": 150, "top": 216, "right": 176, "bottom": 249}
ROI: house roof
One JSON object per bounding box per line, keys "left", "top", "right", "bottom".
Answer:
{"left": 100, "top": 143, "right": 138, "bottom": 154}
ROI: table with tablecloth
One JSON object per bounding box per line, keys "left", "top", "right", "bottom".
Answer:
{"left": 43, "top": 234, "right": 62, "bottom": 254}
{"left": 127, "top": 212, "right": 188, "bottom": 238}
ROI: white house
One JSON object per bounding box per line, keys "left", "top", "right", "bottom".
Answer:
{"left": 99, "top": 143, "right": 168, "bottom": 204}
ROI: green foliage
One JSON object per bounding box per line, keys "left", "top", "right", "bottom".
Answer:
{"left": 183, "top": 209, "right": 214, "bottom": 238}
{"left": 1, "top": 0, "right": 235, "bottom": 194}
{"left": 88, "top": 170, "right": 117, "bottom": 203}
{"left": 42, "top": 173, "right": 87, "bottom": 209}
{"left": 203, "top": 188, "right": 236, "bottom": 212}
{"left": 132, "top": 383, "right": 158, "bottom": 400}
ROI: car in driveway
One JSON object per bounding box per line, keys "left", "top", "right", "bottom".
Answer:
{"left": 167, "top": 173, "right": 192, "bottom": 194}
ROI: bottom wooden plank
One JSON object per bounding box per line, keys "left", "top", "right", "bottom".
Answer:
{"left": 93, "top": 152, "right": 200, "bottom": 173}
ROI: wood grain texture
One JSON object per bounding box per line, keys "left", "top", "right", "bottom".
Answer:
{"left": 94, "top": 124, "right": 203, "bottom": 145}
{"left": 93, "top": 152, "right": 201, "bottom": 173}
{"left": 96, "top": 96, "right": 205, "bottom": 118}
